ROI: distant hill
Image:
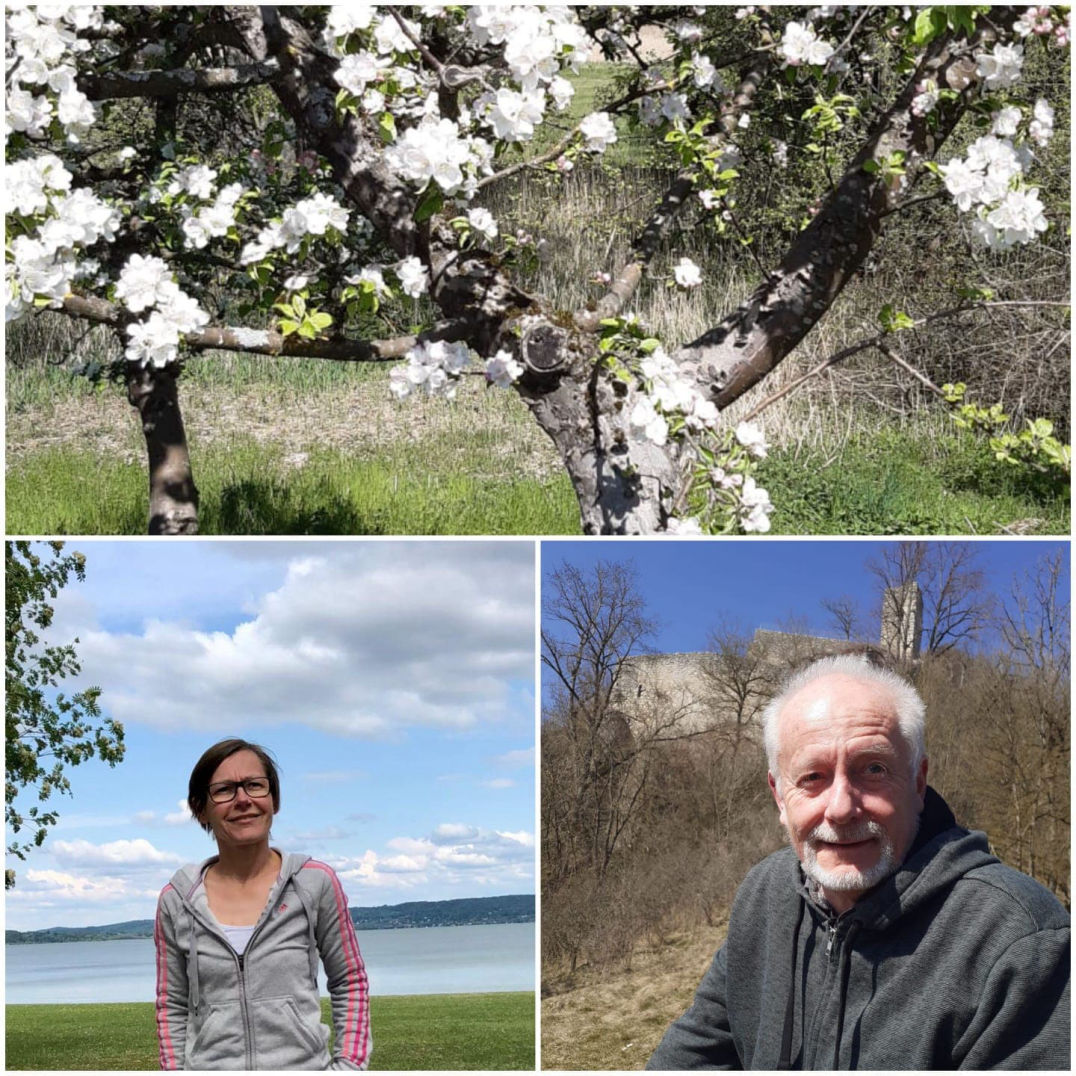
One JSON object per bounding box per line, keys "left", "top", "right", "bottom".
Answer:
{"left": 7, "top": 893, "right": 534, "bottom": 944}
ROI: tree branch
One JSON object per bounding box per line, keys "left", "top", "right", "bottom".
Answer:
{"left": 673, "top": 16, "right": 1014, "bottom": 410}
{"left": 574, "top": 50, "right": 773, "bottom": 332}
{"left": 58, "top": 294, "right": 472, "bottom": 362}
{"left": 741, "top": 299, "right": 1057, "bottom": 421}
{"left": 76, "top": 61, "right": 280, "bottom": 100}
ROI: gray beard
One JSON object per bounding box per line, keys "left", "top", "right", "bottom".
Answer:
{"left": 797, "top": 819, "right": 898, "bottom": 893}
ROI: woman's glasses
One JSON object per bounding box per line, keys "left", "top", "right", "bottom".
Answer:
{"left": 208, "top": 777, "right": 271, "bottom": 804}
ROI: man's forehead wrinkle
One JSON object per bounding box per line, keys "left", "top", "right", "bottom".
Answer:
{"left": 788, "top": 731, "right": 901, "bottom": 770}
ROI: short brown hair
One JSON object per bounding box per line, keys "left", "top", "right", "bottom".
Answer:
{"left": 188, "top": 738, "right": 281, "bottom": 832}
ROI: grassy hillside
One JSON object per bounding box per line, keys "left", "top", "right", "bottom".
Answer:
{"left": 542, "top": 928, "right": 726, "bottom": 1071}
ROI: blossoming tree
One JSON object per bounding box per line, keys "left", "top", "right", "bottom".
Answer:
{"left": 6, "top": 4, "right": 1069, "bottom": 533}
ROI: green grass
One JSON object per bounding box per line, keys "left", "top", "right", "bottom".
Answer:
{"left": 760, "top": 426, "right": 1070, "bottom": 535}
{"left": 5, "top": 440, "right": 578, "bottom": 535}
{"left": 6, "top": 420, "right": 1068, "bottom": 536}
{"left": 5, "top": 992, "right": 535, "bottom": 1070}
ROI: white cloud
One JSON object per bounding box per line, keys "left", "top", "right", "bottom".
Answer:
{"left": 14, "top": 869, "right": 146, "bottom": 904}
{"left": 495, "top": 747, "right": 535, "bottom": 767}
{"left": 73, "top": 543, "right": 534, "bottom": 738}
{"left": 433, "top": 823, "right": 480, "bottom": 842}
{"left": 333, "top": 822, "right": 535, "bottom": 894}
{"left": 482, "top": 778, "right": 515, "bottom": 789}
{"left": 165, "top": 799, "right": 193, "bottom": 825}
{"left": 50, "top": 838, "right": 182, "bottom": 868}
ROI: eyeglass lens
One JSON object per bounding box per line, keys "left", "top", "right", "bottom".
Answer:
{"left": 209, "top": 778, "right": 270, "bottom": 803}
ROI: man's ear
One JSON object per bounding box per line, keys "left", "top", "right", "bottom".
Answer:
{"left": 768, "top": 771, "right": 787, "bottom": 827}
{"left": 915, "top": 755, "right": 928, "bottom": 807}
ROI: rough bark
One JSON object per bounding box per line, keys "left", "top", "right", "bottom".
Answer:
{"left": 125, "top": 363, "right": 199, "bottom": 535}
{"left": 674, "top": 23, "right": 1005, "bottom": 409}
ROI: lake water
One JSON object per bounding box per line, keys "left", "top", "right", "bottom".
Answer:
{"left": 6, "top": 922, "right": 535, "bottom": 1004}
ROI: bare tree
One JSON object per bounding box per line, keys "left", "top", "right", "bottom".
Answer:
{"left": 697, "top": 620, "right": 774, "bottom": 840}
{"left": 989, "top": 551, "right": 1069, "bottom": 902}
{"left": 868, "top": 541, "right": 993, "bottom": 656}
{"left": 821, "top": 595, "right": 864, "bottom": 641}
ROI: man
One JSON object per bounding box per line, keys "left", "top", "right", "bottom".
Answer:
{"left": 647, "top": 652, "right": 1070, "bottom": 1070}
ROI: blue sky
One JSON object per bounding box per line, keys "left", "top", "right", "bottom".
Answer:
{"left": 541, "top": 536, "right": 1069, "bottom": 663}
{"left": 7, "top": 540, "right": 536, "bottom": 932}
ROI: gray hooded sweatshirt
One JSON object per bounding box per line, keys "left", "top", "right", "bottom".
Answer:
{"left": 647, "top": 788, "right": 1069, "bottom": 1070}
{"left": 154, "top": 851, "right": 371, "bottom": 1070}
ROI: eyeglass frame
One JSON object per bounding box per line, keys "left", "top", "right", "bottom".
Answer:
{"left": 207, "top": 777, "right": 272, "bottom": 804}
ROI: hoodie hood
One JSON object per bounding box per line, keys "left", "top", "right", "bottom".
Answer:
{"left": 780, "top": 786, "right": 1002, "bottom": 1070}
{"left": 801, "top": 784, "right": 1000, "bottom": 931}
{"left": 168, "top": 849, "right": 311, "bottom": 905}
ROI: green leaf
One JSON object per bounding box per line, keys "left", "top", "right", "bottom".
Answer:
{"left": 278, "top": 319, "right": 300, "bottom": 337}
{"left": 912, "top": 8, "right": 944, "bottom": 45}
{"left": 414, "top": 187, "right": 443, "bottom": 223}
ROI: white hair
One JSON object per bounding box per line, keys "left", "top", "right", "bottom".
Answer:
{"left": 762, "top": 653, "right": 926, "bottom": 786}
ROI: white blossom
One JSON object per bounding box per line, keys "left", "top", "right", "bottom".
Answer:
{"left": 115, "top": 254, "right": 173, "bottom": 313}
{"left": 396, "top": 256, "right": 429, "bottom": 298}
{"left": 975, "top": 43, "right": 1024, "bottom": 89}
{"left": 629, "top": 397, "right": 669, "bottom": 446}
{"left": 335, "top": 51, "right": 383, "bottom": 97}
{"left": 673, "top": 256, "right": 703, "bottom": 289}
{"left": 780, "top": 20, "right": 835, "bottom": 66}
{"left": 485, "top": 349, "right": 523, "bottom": 388}
{"left": 735, "top": 421, "right": 769, "bottom": 459}
{"left": 579, "top": 112, "right": 617, "bottom": 153}
{"left": 485, "top": 87, "right": 546, "bottom": 142}
{"left": 466, "top": 207, "right": 499, "bottom": 241}
{"left": 740, "top": 477, "right": 774, "bottom": 533}
{"left": 1029, "top": 98, "right": 1055, "bottom": 145}
{"left": 990, "top": 105, "right": 1022, "bottom": 137}
{"left": 666, "top": 516, "right": 704, "bottom": 535}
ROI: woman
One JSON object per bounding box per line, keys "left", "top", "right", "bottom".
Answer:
{"left": 154, "top": 738, "right": 371, "bottom": 1070}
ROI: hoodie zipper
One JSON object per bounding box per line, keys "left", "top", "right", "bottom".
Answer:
{"left": 235, "top": 950, "right": 252, "bottom": 1070}
{"left": 185, "top": 871, "right": 288, "bottom": 1069}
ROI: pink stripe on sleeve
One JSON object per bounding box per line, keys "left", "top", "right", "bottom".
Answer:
{"left": 304, "top": 861, "right": 371, "bottom": 1066}
{"left": 154, "top": 885, "right": 177, "bottom": 1069}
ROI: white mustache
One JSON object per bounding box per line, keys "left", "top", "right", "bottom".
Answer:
{"left": 807, "top": 820, "right": 884, "bottom": 845}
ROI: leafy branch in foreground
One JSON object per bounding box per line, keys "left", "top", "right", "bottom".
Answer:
{"left": 5, "top": 541, "right": 125, "bottom": 888}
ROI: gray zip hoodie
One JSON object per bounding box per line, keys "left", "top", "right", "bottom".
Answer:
{"left": 154, "top": 851, "right": 371, "bottom": 1070}
{"left": 647, "top": 788, "right": 1069, "bottom": 1069}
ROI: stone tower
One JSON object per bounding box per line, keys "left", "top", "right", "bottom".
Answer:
{"left": 880, "top": 582, "right": 923, "bottom": 661}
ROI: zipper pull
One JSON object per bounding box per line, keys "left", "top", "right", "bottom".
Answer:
{"left": 826, "top": 921, "right": 838, "bottom": 956}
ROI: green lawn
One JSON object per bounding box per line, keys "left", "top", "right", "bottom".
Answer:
{"left": 6, "top": 422, "right": 1066, "bottom": 536}
{"left": 5, "top": 992, "right": 535, "bottom": 1070}
{"left": 4, "top": 441, "right": 579, "bottom": 536}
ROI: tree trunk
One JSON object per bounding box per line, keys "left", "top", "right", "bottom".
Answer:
{"left": 125, "top": 363, "right": 199, "bottom": 534}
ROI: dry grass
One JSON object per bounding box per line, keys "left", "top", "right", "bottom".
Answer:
{"left": 540, "top": 924, "right": 728, "bottom": 1072}
{"left": 6, "top": 363, "right": 563, "bottom": 483}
